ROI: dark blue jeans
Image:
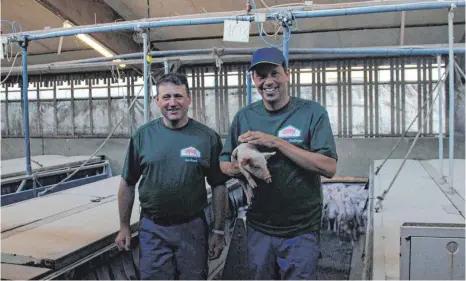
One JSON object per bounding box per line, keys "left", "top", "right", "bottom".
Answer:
{"left": 138, "top": 214, "right": 208, "bottom": 280}
{"left": 246, "top": 226, "right": 320, "bottom": 280}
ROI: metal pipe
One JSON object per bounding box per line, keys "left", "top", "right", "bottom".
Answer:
{"left": 164, "top": 58, "right": 169, "bottom": 74}
{"left": 292, "top": 1, "right": 465, "bottom": 19}
{"left": 4, "top": 46, "right": 465, "bottom": 76}
{"left": 15, "top": 179, "right": 27, "bottom": 193}
{"left": 283, "top": 26, "right": 290, "bottom": 68}
{"left": 288, "top": 48, "right": 466, "bottom": 55}
{"left": 455, "top": 61, "right": 466, "bottom": 79}
{"left": 448, "top": 5, "right": 455, "bottom": 190}
{"left": 400, "top": 11, "right": 406, "bottom": 46}
{"left": 32, "top": 174, "right": 37, "bottom": 197}
{"left": 247, "top": 71, "right": 252, "bottom": 105}
{"left": 20, "top": 40, "right": 32, "bottom": 179}
{"left": 143, "top": 32, "right": 149, "bottom": 123}
{"left": 437, "top": 55, "right": 444, "bottom": 179}
{"left": 13, "top": 1, "right": 464, "bottom": 41}
{"left": 66, "top": 47, "right": 466, "bottom": 65}
{"left": 24, "top": 15, "right": 255, "bottom": 41}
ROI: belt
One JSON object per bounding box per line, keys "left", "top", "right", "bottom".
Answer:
{"left": 141, "top": 210, "right": 205, "bottom": 226}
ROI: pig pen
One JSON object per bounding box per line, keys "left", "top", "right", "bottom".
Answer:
{"left": 219, "top": 177, "right": 369, "bottom": 280}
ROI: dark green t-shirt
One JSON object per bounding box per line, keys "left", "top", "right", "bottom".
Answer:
{"left": 219, "top": 97, "right": 338, "bottom": 237}
{"left": 122, "top": 118, "right": 229, "bottom": 220}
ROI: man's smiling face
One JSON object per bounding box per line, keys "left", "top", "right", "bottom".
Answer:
{"left": 252, "top": 63, "right": 290, "bottom": 105}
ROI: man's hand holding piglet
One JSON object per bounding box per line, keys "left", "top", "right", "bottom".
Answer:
{"left": 238, "top": 131, "right": 285, "bottom": 148}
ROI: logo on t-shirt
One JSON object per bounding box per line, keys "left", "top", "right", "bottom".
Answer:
{"left": 278, "top": 125, "right": 301, "bottom": 138}
{"left": 278, "top": 125, "right": 303, "bottom": 144}
{"left": 180, "top": 147, "right": 201, "bottom": 162}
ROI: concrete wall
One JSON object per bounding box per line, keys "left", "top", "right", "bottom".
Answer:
{"left": 2, "top": 136, "right": 464, "bottom": 178}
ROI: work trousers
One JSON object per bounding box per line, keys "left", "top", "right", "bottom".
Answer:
{"left": 138, "top": 213, "right": 209, "bottom": 280}
{"left": 246, "top": 226, "right": 321, "bottom": 280}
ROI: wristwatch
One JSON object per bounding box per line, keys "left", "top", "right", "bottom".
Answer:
{"left": 212, "top": 229, "right": 225, "bottom": 235}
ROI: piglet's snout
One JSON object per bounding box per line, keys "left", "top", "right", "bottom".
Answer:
{"left": 263, "top": 170, "right": 272, "bottom": 183}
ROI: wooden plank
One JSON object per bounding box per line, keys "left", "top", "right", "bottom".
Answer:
{"left": 59, "top": 176, "right": 121, "bottom": 198}
{"left": 1, "top": 194, "right": 100, "bottom": 233}
{"left": 1, "top": 263, "right": 51, "bottom": 280}
{"left": 1, "top": 177, "right": 120, "bottom": 233}
{"left": 1, "top": 181, "right": 140, "bottom": 264}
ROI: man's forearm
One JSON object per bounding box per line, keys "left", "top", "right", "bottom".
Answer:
{"left": 211, "top": 184, "right": 228, "bottom": 231}
{"left": 118, "top": 178, "right": 135, "bottom": 228}
{"left": 275, "top": 139, "right": 337, "bottom": 178}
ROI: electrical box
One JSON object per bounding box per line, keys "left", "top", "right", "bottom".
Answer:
{"left": 400, "top": 222, "right": 465, "bottom": 280}
{"left": 255, "top": 13, "right": 266, "bottom": 23}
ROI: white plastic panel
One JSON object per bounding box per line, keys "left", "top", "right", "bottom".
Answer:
{"left": 410, "top": 237, "right": 465, "bottom": 280}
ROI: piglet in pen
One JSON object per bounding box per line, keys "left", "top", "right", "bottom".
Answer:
{"left": 231, "top": 143, "right": 276, "bottom": 205}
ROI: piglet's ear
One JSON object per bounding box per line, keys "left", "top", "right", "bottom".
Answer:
{"left": 262, "top": 152, "right": 276, "bottom": 160}
{"left": 240, "top": 157, "right": 251, "bottom": 166}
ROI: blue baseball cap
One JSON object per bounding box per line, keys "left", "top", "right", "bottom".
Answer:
{"left": 249, "top": 47, "right": 285, "bottom": 71}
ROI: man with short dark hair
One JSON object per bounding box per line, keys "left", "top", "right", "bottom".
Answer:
{"left": 220, "top": 47, "right": 338, "bottom": 280}
{"left": 115, "top": 73, "right": 229, "bottom": 280}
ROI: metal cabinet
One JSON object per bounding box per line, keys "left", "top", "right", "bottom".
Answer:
{"left": 400, "top": 222, "right": 465, "bottom": 280}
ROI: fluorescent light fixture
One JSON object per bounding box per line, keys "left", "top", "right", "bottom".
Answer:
{"left": 63, "top": 20, "right": 125, "bottom": 68}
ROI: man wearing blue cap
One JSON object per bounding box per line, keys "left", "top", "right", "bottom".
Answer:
{"left": 219, "top": 47, "right": 338, "bottom": 280}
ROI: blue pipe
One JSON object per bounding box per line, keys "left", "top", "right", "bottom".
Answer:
{"left": 283, "top": 26, "right": 290, "bottom": 68}
{"left": 448, "top": 7, "right": 455, "bottom": 189}
{"left": 67, "top": 47, "right": 466, "bottom": 65}
{"left": 437, "top": 55, "right": 443, "bottom": 177}
{"left": 289, "top": 48, "right": 466, "bottom": 55}
{"left": 21, "top": 40, "right": 32, "bottom": 177}
{"left": 247, "top": 71, "right": 252, "bottom": 105}
{"left": 143, "top": 33, "right": 149, "bottom": 123}
{"left": 26, "top": 16, "right": 255, "bottom": 41}
{"left": 67, "top": 48, "right": 255, "bottom": 64}
{"left": 21, "top": 1, "right": 464, "bottom": 41}
{"left": 164, "top": 58, "right": 169, "bottom": 74}
{"left": 292, "top": 1, "right": 465, "bottom": 19}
